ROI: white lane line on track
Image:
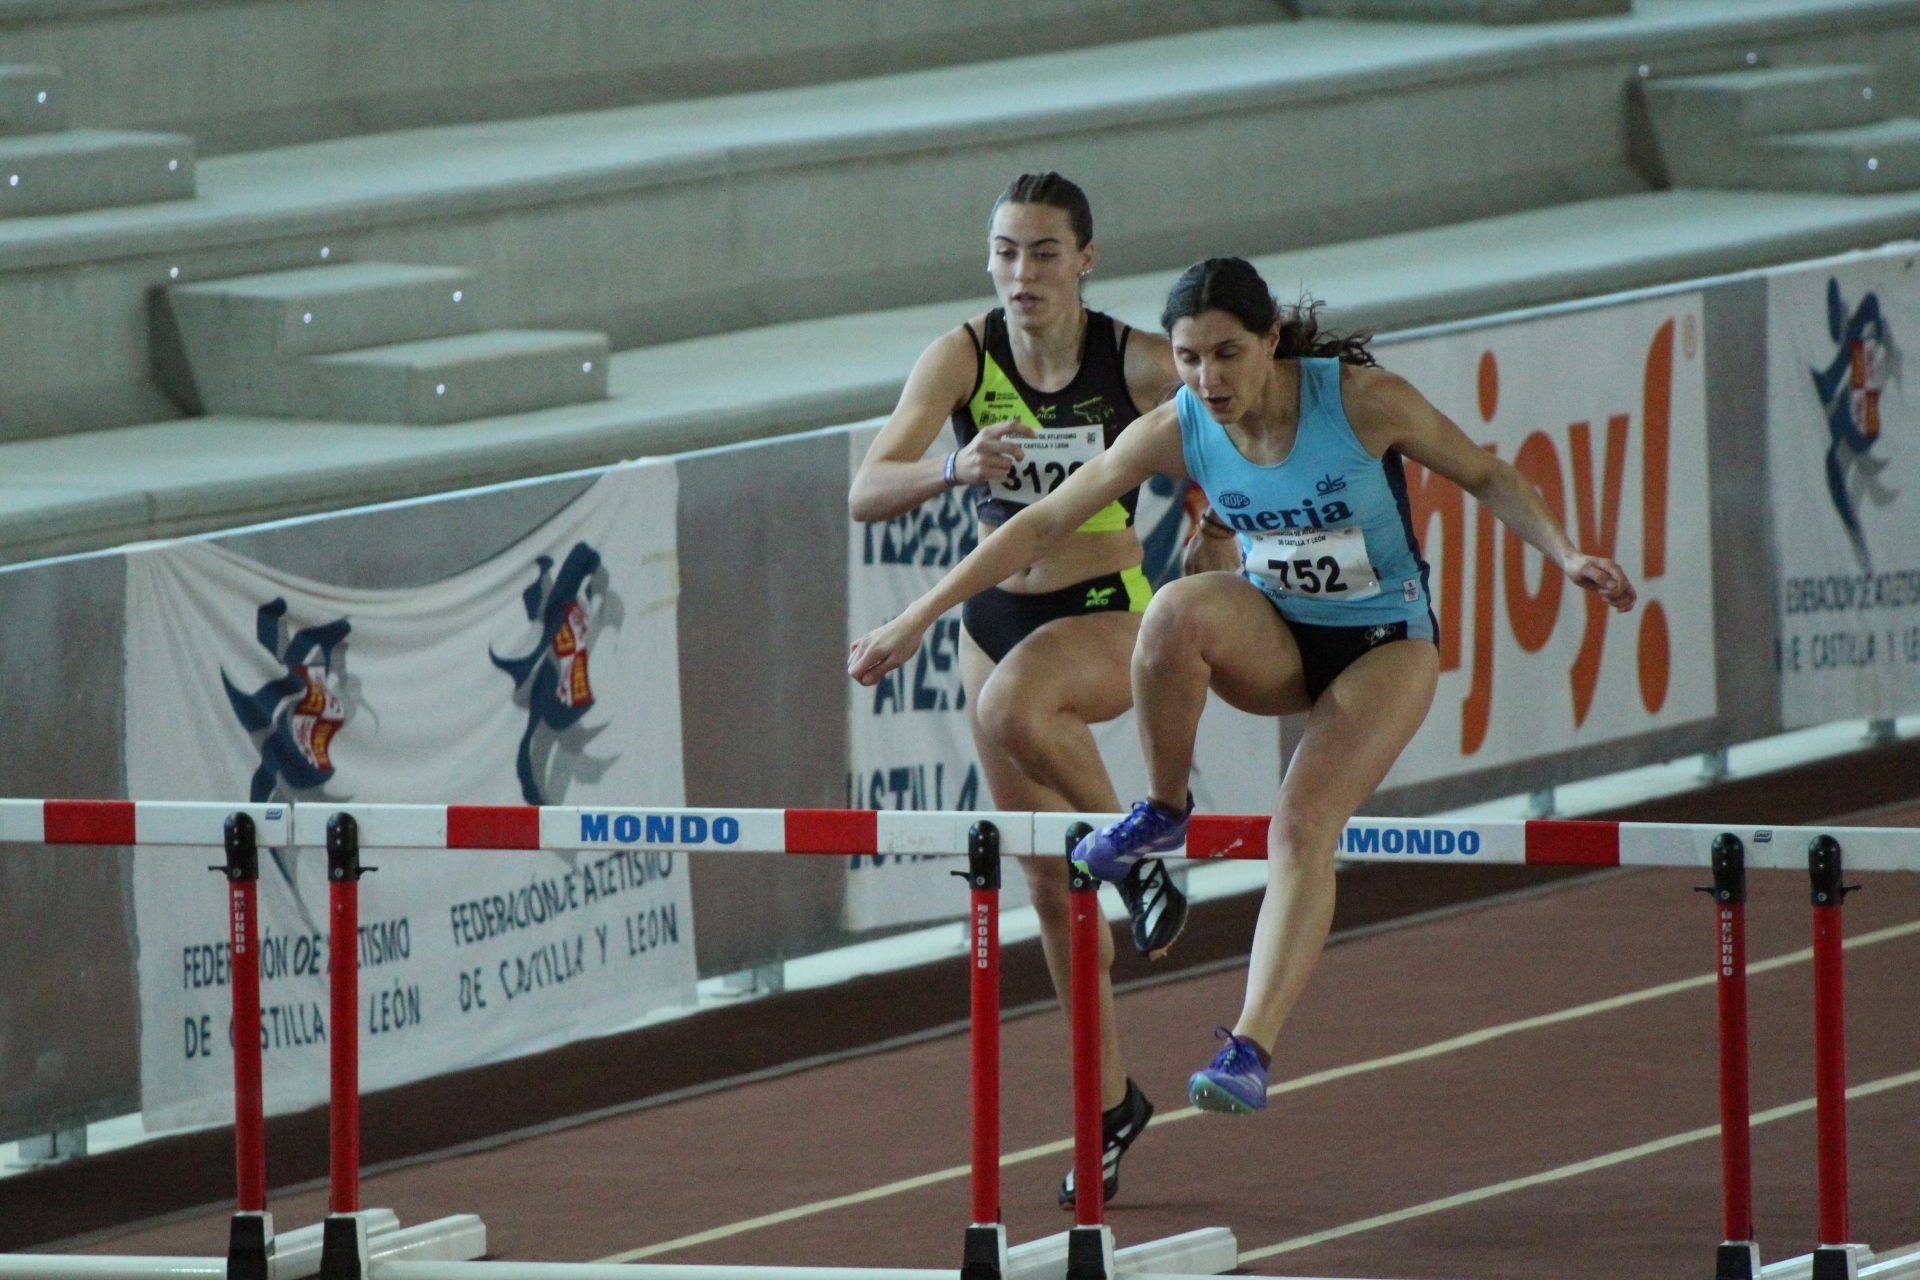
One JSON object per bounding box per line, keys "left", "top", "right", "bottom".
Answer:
{"left": 1238, "top": 1066, "right": 1920, "bottom": 1265}
{"left": 598, "top": 917, "right": 1920, "bottom": 1264}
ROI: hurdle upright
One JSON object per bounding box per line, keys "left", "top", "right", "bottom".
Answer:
{"left": 0, "top": 800, "right": 485, "bottom": 1280}
{"left": 14, "top": 799, "right": 1920, "bottom": 1279}
{"left": 289, "top": 803, "right": 1920, "bottom": 1280}
{"left": 296, "top": 802, "right": 1242, "bottom": 1280}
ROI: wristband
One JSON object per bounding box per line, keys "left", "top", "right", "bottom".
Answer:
{"left": 1200, "top": 509, "right": 1236, "bottom": 538}
{"left": 943, "top": 451, "right": 959, "bottom": 486}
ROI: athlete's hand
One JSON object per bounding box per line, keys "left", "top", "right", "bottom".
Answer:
{"left": 1182, "top": 506, "right": 1243, "bottom": 576}
{"left": 1564, "top": 553, "right": 1636, "bottom": 611}
{"left": 954, "top": 421, "right": 1034, "bottom": 485}
{"left": 849, "top": 611, "right": 930, "bottom": 686}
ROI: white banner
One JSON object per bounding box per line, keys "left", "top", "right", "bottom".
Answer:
{"left": 123, "top": 463, "right": 696, "bottom": 1132}
{"left": 1373, "top": 293, "right": 1718, "bottom": 785}
{"left": 1766, "top": 246, "right": 1920, "bottom": 726}
{"left": 844, "top": 423, "right": 1281, "bottom": 930}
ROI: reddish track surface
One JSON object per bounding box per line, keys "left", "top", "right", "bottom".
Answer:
{"left": 59, "top": 803, "right": 1920, "bottom": 1278}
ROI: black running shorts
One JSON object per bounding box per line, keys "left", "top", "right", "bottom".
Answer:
{"left": 960, "top": 565, "right": 1150, "bottom": 665}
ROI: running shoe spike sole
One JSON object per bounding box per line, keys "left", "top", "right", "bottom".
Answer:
{"left": 1120, "top": 859, "right": 1188, "bottom": 961}
{"left": 1141, "top": 918, "right": 1185, "bottom": 962}
{"left": 1188, "top": 1075, "right": 1263, "bottom": 1115}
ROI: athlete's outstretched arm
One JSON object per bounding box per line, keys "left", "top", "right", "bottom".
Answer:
{"left": 848, "top": 401, "right": 1187, "bottom": 685}
{"left": 850, "top": 325, "right": 1032, "bottom": 522}
{"left": 1347, "top": 366, "right": 1636, "bottom": 612}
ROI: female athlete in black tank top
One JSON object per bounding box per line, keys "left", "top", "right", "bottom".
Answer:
{"left": 846, "top": 172, "right": 1186, "bottom": 1212}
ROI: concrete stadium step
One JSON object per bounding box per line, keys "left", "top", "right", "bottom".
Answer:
{"left": 0, "top": 0, "right": 1282, "bottom": 154}
{"left": 1295, "top": 0, "right": 1627, "bottom": 21}
{"left": 167, "top": 262, "right": 482, "bottom": 363}
{"left": 0, "top": 65, "right": 64, "bottom": 135}
{"left": 161, "top": 263, "right": 609, "bottom": 426}
{"left": 1643, "top": 63, "right": 1884, "bottom": 143}
{"left": 1643, "top": 63, "right": 1920, "bottom": 194}
{"left": 283, "top": 330, "right": 610, "bottom": 425}
{"left": 4, "top": 0, "right": 1919, "bottom": 442}
{"left": 1761, "top": 118, "right": 1920, "bottom": 193}
{"left": 7, "top": 184, "right": 1920, "bottom": 566}
{"left": 0, "top": 127, "right": 192, "bottom": 215}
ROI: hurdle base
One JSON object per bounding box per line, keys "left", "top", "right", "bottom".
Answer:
{"left": 1718, "top": 1240, "right": 1762, "bottom": 1279}
{"left": 227, "top": 1210, "right": 275, "bottom": 1280}
{"left": 320, "top": 1213, "right": 373, "bottom": 1280}
{"left": 963, "top": 1222, "right": 1009, "bottom": 1279}
{"left": 1811, "top": 1244, "right": 1868, "bottom": 1280}
{"left": 1115, "top": 1227, "right": 1238, "bottom": 1275}
{"left": 1065, "top": 1225, "right": 1115, "bottom": 1280}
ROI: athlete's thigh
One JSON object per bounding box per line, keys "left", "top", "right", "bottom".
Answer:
{"left": 986, "top": 610, "right": 1140, "bottom": 727}
{"left": 960, "top": 625, "right": 1074, "bottom": 811}
{"left": 1152, "top": 572, "right": 1312, "bottom": 718}
{"left": 1278, "top": 640, "right": 1439, "bottom": 832}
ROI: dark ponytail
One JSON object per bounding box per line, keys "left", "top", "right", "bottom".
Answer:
{"left": 988, "top": 171, "right": 1094, "bottom": 248}
{"left": 1161, "top": 257, "right": 1375, "bottom": 366}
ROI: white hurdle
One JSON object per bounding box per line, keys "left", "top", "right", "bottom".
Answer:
{"left": 9, "top": 797, "right": 1920, "bottom": 1280}
{"left": 0, "top": 801, "right": 485, "bottom": 1280}
{"left": 0, "top": 1213, "right": 489, "bottom": 1279}
{"left": 284, "top": 800, "right": 1920, "bottom": 874}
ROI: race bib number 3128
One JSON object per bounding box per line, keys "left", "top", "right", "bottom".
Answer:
{"left": 991, "top": 426, "right": 1103, "bottom": 504}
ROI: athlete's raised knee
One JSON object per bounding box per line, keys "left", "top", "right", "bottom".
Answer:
{"left": 975, "top": 670, "right": 1057, "bottom": 759}
{"left": 1135, "top": 578, "right": 1215, "bottom": 671}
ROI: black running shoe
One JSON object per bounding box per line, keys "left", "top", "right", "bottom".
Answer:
{"left": 1118, "top": 857, "right": 1188, "bottom": 960}
{"left": 1057, "top": 1078, "right": 1155, "bottom": 1210}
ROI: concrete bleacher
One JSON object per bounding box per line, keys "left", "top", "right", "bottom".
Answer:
{"left": 4, "top": 0, "right": 1920, "bottom": 566}
{"left": 12, "top": 0, "right": 1920, "bottom": 442}
{"left": 0, "top": 60, "right": 193, "bottom": 216}
{"left": 160, "top": 262, "right": 609, "bottom": 422}
{"left": 1297, "top": 0, "right": 1630, "bottom": 19}
{"left": 0, "top": 0, "right": 1282, "bottom": 153}
{"left": 1645, "top": 61, "right": 1920, "bottom": 191}
{"left": 8, "top": 184, "right": 1920, "bottom": 567}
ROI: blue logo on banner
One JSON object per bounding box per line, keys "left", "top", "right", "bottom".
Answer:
{"left": 221, "top": 599, "right": 355, "bottom": 803}
{"left": 1810, "top": 277, "right": 1900, "bottom": 568}
{"left": 220, "top": 598, "right": 353, "bottom": 933}
{"left": 492, "top": 543, "right": 619, "bottom": 805}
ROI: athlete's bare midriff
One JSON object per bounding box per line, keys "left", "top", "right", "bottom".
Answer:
{"left": 982, "top": 523, "right": 1142, "bottom": 594}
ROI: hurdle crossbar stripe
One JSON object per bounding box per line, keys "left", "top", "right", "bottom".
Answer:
{"left": 0, "top": 800, "right": 290, "bottom": 848}
{"left": 263, "top": 805, "right": 1920, "bottom": 874}
{"left": 3, "top": 800, "right": 1914, "bottom": 873}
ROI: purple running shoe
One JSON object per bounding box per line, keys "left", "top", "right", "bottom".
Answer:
{"left": 1072, "top": 795, "right": 1192, "bottom": 883}
{"left": 1187, "top": 1027, "right": 1269, "bottom": 1115}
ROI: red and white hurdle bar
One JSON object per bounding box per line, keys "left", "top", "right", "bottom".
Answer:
{"left": 307, "top": 809, "right": 1236, "bottom": 1280}
{"left": 267, "top": 801, "right": 1920, "bottom": 874}
{"left": 285, "top": 803, "right": 1920, "bottom": 1280}
{"left": 0, "top": 801, "right": 484, "bottom": 1280}
{"left": 8, "top": 799, "right": 1920, "bottom": 1280}
{"left": 288, "top": 805, "right": 1920, "bottom": 1280}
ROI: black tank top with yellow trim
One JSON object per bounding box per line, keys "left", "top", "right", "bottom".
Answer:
{"left": 950, "top": 308, "right": 1143, "bottom": 532}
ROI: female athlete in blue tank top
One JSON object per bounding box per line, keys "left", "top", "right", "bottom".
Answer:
{"left": 851, "top": 257, "right": 1637, "bottom": 1116}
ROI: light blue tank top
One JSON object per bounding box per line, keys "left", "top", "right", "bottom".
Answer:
{"left": 1177, "top": 358, "right": 1433, "bottom": 636}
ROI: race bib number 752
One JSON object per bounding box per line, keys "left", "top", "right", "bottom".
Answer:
{"left": 1244, "top": 525, "right": 1381, "bottom": 600}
